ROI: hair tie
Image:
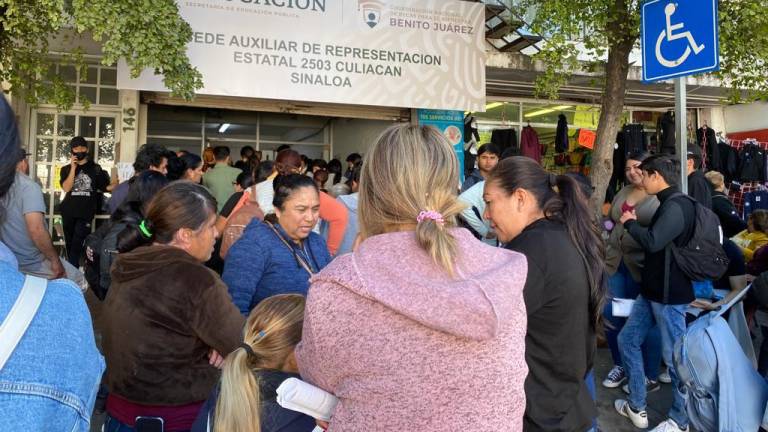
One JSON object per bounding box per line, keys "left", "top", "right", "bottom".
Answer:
{"left": 240, "top": 343, "right": 255, "bottom": 357}
{"left": 138, "top": 219, "right": 153, "bottom": 239}
{"left": 416, "top": 210, "right": 445, "bottom": 226}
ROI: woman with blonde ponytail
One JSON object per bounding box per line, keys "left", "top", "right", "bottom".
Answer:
{"left": 295, "top": 124, "right": 529, "bottom": 431}
{"left": 191, "top": 294, "right": 315, "bottom": 432}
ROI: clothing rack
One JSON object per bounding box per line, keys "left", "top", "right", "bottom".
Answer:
{"left": 724, "top": 139, "right": 768, "bottom": 214}
{"left": 728, "top": 138, "right": 768, "bottom": 151}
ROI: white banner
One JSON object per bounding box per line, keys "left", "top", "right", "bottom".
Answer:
{"left": 117, "top": 0, "right": 486, "bottom": 111}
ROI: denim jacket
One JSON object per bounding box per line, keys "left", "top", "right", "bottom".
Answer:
{"left": 0, "top": 260, "right": 105, "bottom": 431}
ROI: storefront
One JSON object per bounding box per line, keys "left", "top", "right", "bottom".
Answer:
{"left": 13, "top": 0, "right": 486, "bottom": 245}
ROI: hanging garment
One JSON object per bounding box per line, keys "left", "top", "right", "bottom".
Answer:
{"left": 738, "top": 143, "right": 766, "bottom": 182}
{"left": 743, "top": 190, "right": 768, "bottom": 220}
{"left": 463, "top": 115, "right": 479, "bottom": 143}
{"left": 491, "top": 128, "right": 518, "bottom": 156}
{"left": 621, "top": 124, "right": 646, "bottom": 156}
{"left": 555, "top": 114, "right": 569, "bottom": 153}
{"left": 519, "top": 126, "right": 541, "bottom": 163}
{"left": 658, "top": 111, "right": 676, "bottom": 155}
{"left": 697, "top": 126, "right": 719, "bottom": 170}
{"left": 606, "top": 132, "right": 626, "bottom": 204}
{"left": 718, "top": 141, "right": 739, "bottom": 182}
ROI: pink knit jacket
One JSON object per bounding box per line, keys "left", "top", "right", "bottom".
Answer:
{"left": 295, "top": 228, "right": 528, "bottom": 431}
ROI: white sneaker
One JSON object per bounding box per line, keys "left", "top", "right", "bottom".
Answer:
{"left": 614, "top": 399, "right": 649, "bottom": 429}
{"left": 650, "top": 418, "right": 689, "bottom": 432}
{"left": 602, "top": 365, "right": 626, "bottom": 388}
{"left": 658, "top": 370, "right": 672, "bottom": 384}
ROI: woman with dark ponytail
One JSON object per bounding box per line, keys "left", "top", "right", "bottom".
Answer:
{"left": 484, "top": 156, "right": 607, "bottom": 432}
{"left": 102, "top": 182, "right": 245, "bottom": 431}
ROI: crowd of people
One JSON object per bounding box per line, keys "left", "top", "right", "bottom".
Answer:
{"left": 1, "top": 90, "right": 767, "bottom": 432}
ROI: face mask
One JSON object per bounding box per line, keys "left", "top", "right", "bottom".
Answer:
{"left": 73, "top": 152, "right": 88, "bottom": 161}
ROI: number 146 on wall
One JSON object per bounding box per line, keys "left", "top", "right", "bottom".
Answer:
{"left": 122, "top": 108, "right": 136, "bottom": 132}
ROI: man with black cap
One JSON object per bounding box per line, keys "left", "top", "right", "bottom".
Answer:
{"left": 59, "top": 136, "right": 110, "bottom": 267}
{"left": 686, "top": 143, "right": 713, "bottom": 209}
{"left": 16, "top": 148, "right": 30, "bottom": 176}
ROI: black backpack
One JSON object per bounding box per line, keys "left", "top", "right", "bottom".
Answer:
{"left": 668, "top": 193, "right": 730, "bottom": 282}
{"left": 83, "top": 220, "right": 124, "bottom": 300}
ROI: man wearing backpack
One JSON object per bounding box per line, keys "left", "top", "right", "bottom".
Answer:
{"left": 615, "top": 155, "right": 694, "bottom": 432}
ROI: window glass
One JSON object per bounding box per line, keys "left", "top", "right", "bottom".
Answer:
{"left": 99, "top": 88, "right": 119, "bottom": 105}
{"left": 100, "top": 68, "right": 117, "bottom": 86}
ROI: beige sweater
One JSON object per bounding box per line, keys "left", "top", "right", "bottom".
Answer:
{"left": 605, "top": 185, "right": 660, "bottom": 281}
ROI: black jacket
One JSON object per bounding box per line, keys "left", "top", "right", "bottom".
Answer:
{"left": 711, "top": 191, "right": 746, "bottom": 238}
{"left": 625, "top": 187, "right": 695, "bottom": 305}
{"left": 658, "top": 112, "right": 676, "bottom": 154}
{"left": 555, "top": 114, "right": 569, "bottom": 153}
{"left": 622, "top": 124, "right": 646, "bottom": 156}
{"left": 504, "top": 218, "right": 595, "bottom": 432}
{"left": 697, "top": 126, "right": 720, "bottom": 171}
{"left": 687, "top": 170, "right": 712, "bottom": 209}
{"left": 718, "top": 142, "right": 739, "bottom": 182}
{"left": 738, "top": 144, "right": 766, "bottom": 182}
{"left": 191, "top": 370, "right": 315, "bottom": 432}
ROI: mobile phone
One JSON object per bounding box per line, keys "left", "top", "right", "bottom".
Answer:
{"left": 135, "top": 416, "right": 164, "bottom": 432}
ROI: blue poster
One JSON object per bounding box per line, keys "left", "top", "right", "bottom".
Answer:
{"left": 416, "top": 109, "right": 465, "bottom": 184}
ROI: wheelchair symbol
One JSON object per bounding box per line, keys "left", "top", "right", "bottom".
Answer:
{"left": 655, "top": 3, "right": 705, "bottom": 68}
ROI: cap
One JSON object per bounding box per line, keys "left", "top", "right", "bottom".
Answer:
{"left": 69, "top": 136, "right": 88, "bottom": 149}
{"left": 17, "top": 147, "right": 31, "bottom": 162}
{"left": 686, "top": 143, "right": 702, "bottom": 159}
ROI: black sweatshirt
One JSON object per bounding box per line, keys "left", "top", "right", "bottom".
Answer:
{"left": 712, "top": 191, "right": 746, "bottom": 238}
{"left": 625, "top": 187, "right": 695, "bottom": 305}
{"left": 504, "top": 218, "right": 595, "bottom": 432}
{"left": 687, "top": 170, "right": 712, "bottom": 209}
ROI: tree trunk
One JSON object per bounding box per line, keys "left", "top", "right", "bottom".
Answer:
{"left": 588, "top": 6, "right": 636, "bottom": 215}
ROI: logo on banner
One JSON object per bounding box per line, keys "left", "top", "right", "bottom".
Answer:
{"left": 358, "top": 0, "right": 383, "bottom": 28}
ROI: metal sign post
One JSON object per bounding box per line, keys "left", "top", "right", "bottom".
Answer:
{"left": 641, "top": 0, "right": 720, "bottom": 195}
{"left": 675, "top": 77, "right": 688, "bottom": 193}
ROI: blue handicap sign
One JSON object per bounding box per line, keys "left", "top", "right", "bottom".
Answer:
{"left": 641, "top": 0, "right": 719, "bottom": 82}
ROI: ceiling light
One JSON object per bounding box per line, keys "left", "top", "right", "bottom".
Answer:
{"left": 524, "top": 105, "right": 573, "bottom": 118}
{"left": 218, "top": 123, "right": 230, "bottom": 133}
{"left": 485, "top": 102, "right": 505, "bottom": 111}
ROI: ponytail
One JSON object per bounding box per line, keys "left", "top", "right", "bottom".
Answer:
{"left": 414, "top": 189, "right": 466, "bottom": 277}
{"left": 116, "top": 182, "right": 217, "bottom": 253}
{"left": 551, "top": 174, "right": 607, "bottom": 328}
{"left": 359, "top": 124, "right": 467, "bottom": 276}
{"left": 214, "top": 294, "right": 305, "bottom": 432}
{"left": 214, "top": 348, "right": 262, "bottom": 432}
{"left": 488, "top": 157, "right": 606, "bottom": 328}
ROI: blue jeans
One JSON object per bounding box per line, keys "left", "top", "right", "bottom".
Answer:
{"left": 585, "top": 369, "right": 597, "bottom": 431}
{"left": 604, "top": 262, "right": 663, "bottom": 379}
{"left": 618, "top": 295, "right": 689, "bottom": 428}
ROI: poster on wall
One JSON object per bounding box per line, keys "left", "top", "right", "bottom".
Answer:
{"left": 417, "top": 109, "right": 465, "bottom": 184}
{"left": 117, "top": 0, "right": 486, "bottom": 111}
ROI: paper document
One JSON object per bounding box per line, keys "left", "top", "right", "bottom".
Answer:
{"left": 116, "top": 162, "right": 135, "bottom": 182}
{"left": 612, "top": 298, "right": 636, "bottom": 318}
{"left": 276, "top": 378, "right": 339, "bottom": 422}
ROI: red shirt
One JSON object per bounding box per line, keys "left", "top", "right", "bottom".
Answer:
{"left": 106, "top": 394, "right": 204, "bottom": 431}
{"left": 621, "top": 201, "right": 636, "bottom": 214}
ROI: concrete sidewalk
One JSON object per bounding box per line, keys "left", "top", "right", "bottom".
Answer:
{"left": 594, "top": 347, "right": 678, "bottom": 432}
